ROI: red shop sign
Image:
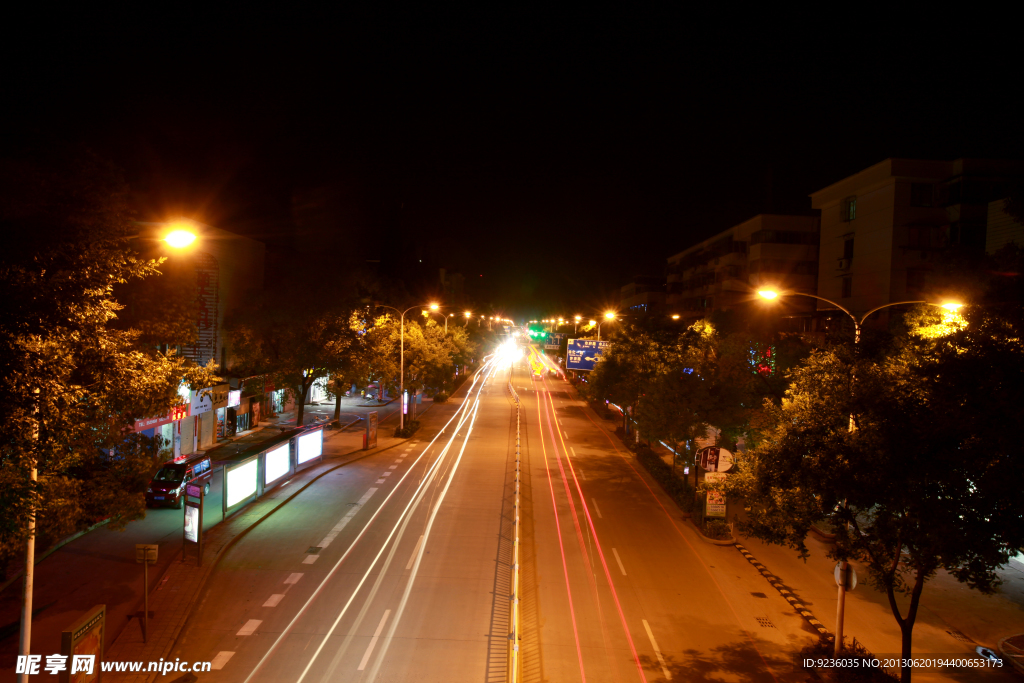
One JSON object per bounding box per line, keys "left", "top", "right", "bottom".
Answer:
{"left": 133, "top": 403, "right": 191, "bottom": 432}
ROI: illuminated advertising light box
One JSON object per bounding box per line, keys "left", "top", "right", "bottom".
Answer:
{"left": 297, "top": 429, "right": 323, "bottom": 465}
{"left": 228, "top": 389, "right": 241, "bottom": 408}
{"left": 264, "top": 443, "right": 290, "bottom": 485}
{"left": 226, "top": 458, "right": 258, "bottom": 508}
{"left": 184, "top": 505, "right": 200, "bottom": 543}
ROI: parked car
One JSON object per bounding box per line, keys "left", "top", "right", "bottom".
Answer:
{"left": 145, "top": 453, "right": 213, "bottom": 509}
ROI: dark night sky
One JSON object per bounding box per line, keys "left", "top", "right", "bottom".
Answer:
{"left": 2, "top": 9, "right": 1019, "bottom": 319}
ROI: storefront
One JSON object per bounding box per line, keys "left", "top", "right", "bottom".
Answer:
{"left": 133, "top": 403, "right": 191, "bottom": 460}
{"left": 221, "top": 387, "right": 241, "bottom": 439}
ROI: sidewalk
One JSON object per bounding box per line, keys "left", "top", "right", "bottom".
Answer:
{"left": 102, "top": 394, "right": 459, "bottom": 682}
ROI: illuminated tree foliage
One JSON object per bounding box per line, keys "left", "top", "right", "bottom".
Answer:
{"left": 730, "top": 303, "right": 1024, "bottom": 682}
{"left": 0, "top": 152, "right": 217, "bottom": 569}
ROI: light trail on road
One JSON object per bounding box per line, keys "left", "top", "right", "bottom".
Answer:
{"left": 241, "top": 354, "right": 508, "bottom": 683}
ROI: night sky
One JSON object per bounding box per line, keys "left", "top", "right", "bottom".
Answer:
{"left": 2, "top": 10, "right": 1018, "bottom": 318}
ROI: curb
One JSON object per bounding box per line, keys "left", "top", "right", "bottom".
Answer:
{"left": 998, "top": 635, "right": 1024, "bottom": 675}
{"left": 734, "top": 542, "right": 832, "bottom": 639}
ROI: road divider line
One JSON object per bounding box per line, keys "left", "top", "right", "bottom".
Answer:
{"left": 263, "top": 595, "right": 284, "bottom": 607}
{"left": 406, "top": 535, "right": 425, "bottom": 570}
{"left": 592, "top": 499, "right": 603, "bottom": 519}
{"left": 570, "top": 447, "right": 577, "bottom": 457}
{"left": 318, "top": 488, "right": 378, "bottom": 549}
{"left": 642, "top": 619, "right": 672, "bottom": 680}
{"left": 284, "top": 573, "right": 303, "bottom": 585}
{"left": 302, "top": 555, "right": 318, "bottom": 564}
{"left": 357, "top": 609, "right": 391, "bottom": 670}
{"left": 237, "top": 619, "right": 262, "bottom": 636}
{"left": 375, "top": 478, "right": 385, "bottom": 483}
{"left": 211, "top": 652, "right": 234, "bottom": 670}
{"left": 612, "top": 548, "right": 627, "bottom": 576}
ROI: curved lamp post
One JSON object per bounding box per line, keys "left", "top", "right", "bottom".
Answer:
{"left": 597, "top": 311, "right": 616, "bottom": 341}
{"left": 758, "top": 288, "right": 961, "bottom": 655}
{"left": 376, "top": 302, "right": 439, "bottom": 431}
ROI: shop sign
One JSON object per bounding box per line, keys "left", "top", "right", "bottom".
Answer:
{"left": 190, "top": 388, "right": 213, "bottom": 416}
{"left": 227, "top": 389, "right": 241, "bottom": 408}
{"left": 133, "top": 403, "right": 190, "bottom": 432}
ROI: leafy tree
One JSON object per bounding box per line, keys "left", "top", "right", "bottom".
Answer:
{"left": 0, "top": 151, "right": 217, "bottom": 570}
{"left": 730, "top": 304, "right": 1024, "bottom": 682}
{"left": 225, "top": 293, "right": 354, "bottom": 429}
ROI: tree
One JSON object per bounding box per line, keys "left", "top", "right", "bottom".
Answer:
{"left": 730, "top": 304, "right": 1024, "bottom": 683}
{"left": 0, "top": 151, "right": 217, "bottom": 571}
{"left": 227, "top": 295, "right": 354, "bottom": 429}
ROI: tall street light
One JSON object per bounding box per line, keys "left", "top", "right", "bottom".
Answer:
{"left": 464, "top": 310, "right": 472, "bottom": 325}
{"left": 597, "top": 311, "right": 616, "bottom": 341}
{"left": 377, "top": 302, "right": 439, "bottom": 432}
{"left": 758, "top": 288, "right": 961, "bottom": 655}
{"left": 574, "top": 315, "right": 582, "bottom": 335}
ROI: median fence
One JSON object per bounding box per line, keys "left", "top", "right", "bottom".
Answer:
{"left": 507, "top": 378, "right": 522, "bottom": 683}
{"left": 222, "top": 426, "right": 325, "bottom": 519}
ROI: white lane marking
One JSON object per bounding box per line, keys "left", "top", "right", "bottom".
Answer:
{"left": 592, "top": 498, "right": 603, "bottom": 519}
{"left": 263, "top": 594, "right": 284, "bottom": 607}
{"left": 284, "top": 573, "right": 303, "bottom": 585}
{"left": 406, "top": 535, "right": 425, "bottom": 570}
{"left": 376, "top": 479, "right": 385, "bottom": 484}
{"left": 211, "top": 651, "right": 234, "bottom": 670}
{"left": 612, "top": 548, "right": 627, "bottom": 576}
{"left": 302, "top": 555, "right": 319, "bottom": 564}
{"left": 564, "top": 431, "right": 569, "bottom": 439}
{"left": 389, "top": 465, "right": 398, "bottom": 469}
{"left": 318, "top": 488, "right": 378, "bottom": 549}
{"left": 579, "top": 469, "right": 586, "bottom": 481}
{"left": 357, "top": 609, "right": 391, "bottom": 670}
{"left": 570, "top": 447, "right": 577, "bottom": 457}
{"left": 382, "top": 471, "right": 392, "bottom": 477}
{"left": 237, "top": 619, "right": 262, "bottom": 636}
{"left": 643, "top": 619, "right": 672, "bottom": 680}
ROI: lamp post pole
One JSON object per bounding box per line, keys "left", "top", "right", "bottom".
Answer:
{"left": 377, "top": 303, "right": 438, "bottom": 432}
{"left": 759, "top": 291, "right": 952, "bottom": 655}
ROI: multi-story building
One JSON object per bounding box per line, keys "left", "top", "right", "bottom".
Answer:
{"left": 666, "top": 214, "right": 820, "bottom": 322}
{"left": 619, "top": 276, "right": 666, "bottom": 313}
{"left": 810, "top": 158, "right": 1024, "bottom": 319}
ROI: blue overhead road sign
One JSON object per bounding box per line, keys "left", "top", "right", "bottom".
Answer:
{"left": 566, "top": 339, "right": 610, "bottom": 371}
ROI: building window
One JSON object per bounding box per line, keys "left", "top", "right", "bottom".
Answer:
{"left": 841, "top": 276, "right": 852, "bottom": 299}
{"left": 910, "top": 183, "right": 934, "bottom": 207}
{"left": 841, "top": 196, "right": 857, "bottom": 222}
{"left": 843, "top": 236, "right": 854, "bottom": 261}
{"left": 906, "top": 269, "right": 927, "bottom": 295}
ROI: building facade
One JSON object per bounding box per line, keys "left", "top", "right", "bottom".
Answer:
{"left": 810, "top": 158, "right": 1024, "bottom": 317}
{"left": 666, "top": 214, "right": 820, "bottom": 321}
{"left": 619, "top": 276, "right": 666, "bottom": 313}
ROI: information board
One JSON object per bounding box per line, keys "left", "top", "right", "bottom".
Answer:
{"left": 545, "top": 332, "right": 566, "bottom": 350}
{"left": 566, "top": 339, "right": 611, "bottom": 371}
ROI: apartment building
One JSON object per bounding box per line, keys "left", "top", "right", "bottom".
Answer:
{"left": 666, "top": 214, "right": 820, "bottom": 321}
{"left": 619, "top": 276, "right": 667, "bottom": 313}
{"left": 810, "top": 158, "right": 1024, "bottom": 317}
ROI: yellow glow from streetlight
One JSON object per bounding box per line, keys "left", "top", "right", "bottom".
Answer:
{"left": 604, "top": 311, "right": 616, "bottom": 320}
{"left": 672, "top": 314, "right": 680, "bottom": 320}
{"left": 575, "top": 315, "right": 581, "bottom": 321}
{"left": 164, "top": 229, "right": 197, "bottom": 249}
{"left": 429, "top": 303, "right": 439, "bottom": 310}
{"left": 589, "top": 319, "right": 596, "bottom": 326}
{"left": 464, "top": 311, "right": 471, "bottom": 318}
{"left": 758, "top": 289, "right": 779, "bottom": 300}
{"left": 941, "top": 302, "right": 962, "bottom": 312}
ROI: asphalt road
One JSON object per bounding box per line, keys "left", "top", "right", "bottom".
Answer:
{"left": 517, "top": 351, "right": 817, "bottom": 683}
{"left": 168, "top": 355, "right": 518, "bottom": 682}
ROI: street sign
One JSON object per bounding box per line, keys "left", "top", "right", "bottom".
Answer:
{"left": 697, "top": 446, "right": 734, "bottom": 472}
{"left": 135, "top": 544, "right": 158, "bottom": 564}
{"left": 834, "top": 562, "right": 857, "bottom": 591}
{"left": 566, "top": 339, "right": 610, "bottom": 371}
{"left": 545, "top": 332, "right": 566, "bottom": 350}
{"left": 706, "top": 490, "right": 726, "bottom": 517}
{"left": 365, "top": 410, "right": 378, "bottom": 450}
{"left": 704, "top": 472, "right": 727, "bottom": 484}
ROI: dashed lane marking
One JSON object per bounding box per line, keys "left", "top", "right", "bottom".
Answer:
{"left": 592, "top": 498, "right": 603, "bottom": 519}
{"left": 284, "top": 573, "right": 303, "bottom": 585}
{"left": 612, "top": 548, "right": 627, "bottom": 576}
{"left": 263, "top": 594, "right": 284, "bottom": 607}
{"left": 376, "top": 479, "right": 385, "bottom": 484}
{"left": 318, "top": 488, "right": 378, "bottom": 549}
{"left": 358, "top": 610, "right": 391, "bottom": 671}
{"left": 382, "top": 471, "right": 392, "bottom": 476}
{"left": 236, "top": 619, "right": 262, "bottom": 636}
{"left": 211, "top": 652, "right": 234, "bottom": 670}
{"left": 406, "top": 535, "right": 424, "bottom": 570}
{"left": 642, "top": 619, "right": 672, "bottom": 681}
{"left": 302, "top": 555, "right": 319, "bottom": 564}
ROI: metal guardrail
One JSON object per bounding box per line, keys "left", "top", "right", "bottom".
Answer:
{"left": 507, "top": 378, "right": 521, "bottom": 683}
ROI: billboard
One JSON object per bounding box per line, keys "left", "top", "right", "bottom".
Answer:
{"left": 566, "top": 339, "right": 611, "bottom": 371}
{"left": 365, "top": 411, "right": 378, "bottom": 450}
{"left": 226, "top": 458, "right": 258, "bottom": 508}
{"left": 297, "top": 429, "right": 323, "bottom": 465}
{"left": 60, "top": 604, "right": 104, "bottom": 683}
{"left": 264, "top": 443, "right": 290, "bottom": 485}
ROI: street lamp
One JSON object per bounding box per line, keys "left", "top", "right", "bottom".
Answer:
{"left": 464, "top": 311, "right": 471, "bottom": 325}
{"left": 574, "top": 315, "right": 582, "bottom": 335}
{"left": 164, "top": 229, "right": 197, "bottom": 248}
{"left": 757, "top": 288, "right": 961, "bottom": 655}
{"left": 597, "top": 311, "right": 616, "bottom": 341}
{"left": 377, "top": 302, "right": 439, "bottom": 431}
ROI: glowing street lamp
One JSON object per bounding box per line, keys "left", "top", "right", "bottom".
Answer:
{"left": 598, "top": 311, "right": 616, "bottom": 341}
{"left": 164, "top": 229, "right": 197, "bottom": 249}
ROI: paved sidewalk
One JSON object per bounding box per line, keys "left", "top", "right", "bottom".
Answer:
{"left": 103, "top": 395, "right": 459, "bottom": 682}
